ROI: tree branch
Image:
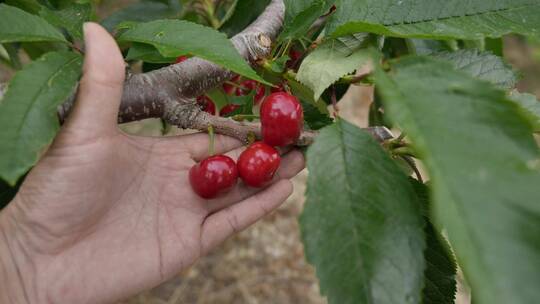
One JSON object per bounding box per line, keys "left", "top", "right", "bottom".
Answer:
{"left": 164, "top": 100, "right": 393, "bottom": 144}
{"left": 2, "top": 0, "right": 394, "bottom": 145}
{"left": 58, "top": 0, "right": 285, "bottom": 124}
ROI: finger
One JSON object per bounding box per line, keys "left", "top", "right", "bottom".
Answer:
{"left": 201, "top": 179, "right": 293, "bottom": 253}
{"left": 180, "top": 133, "right": 243, "bottom": 161}
{"left": 204, "top": 149, "right": 304, "bottom": 213}
{"left": 63, "top": 22, "right": 125, "bottom": 136}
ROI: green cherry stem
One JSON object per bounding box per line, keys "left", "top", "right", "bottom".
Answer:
{"left": 399, "top": 155, "right": 424, "bottom": 183}
{"left": 247, "top": 132, "right": 256, "bottom": 145}
{"left": 396, "top": 132, "right": 406, "bottom": 142}
{"left": 208, "top": 125, "right": 215, "bottom": 156}
{"left": 223, "top": 81, "right": 244, "bottom": 89}
{"left": 392, "top": 146, "right": 417, "bottom": 158}
{"left": 232, "top": 114, "right": 260, "bottom": 121}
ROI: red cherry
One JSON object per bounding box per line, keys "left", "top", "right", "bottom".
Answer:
{"left": 189, "top": 155, "right": 238, "bottom": 199}
{"left": 289, "top": 49, "right": 302, "bottom": 62}
{"left": 196, "top": 96, "right": 216, "bottom": 115}
{"left": 241, "top": 80, "right": 258, "bottom": 91}
{"left": 237, "top": 142, "right": 281, "bottom": 188}
{"left": 260, "top": 92, "right": 303, "bottom": 147}
{"left": 175, "top": 56, "right": 188, "bottom": 64}
{"left": 223, "top": 75, "right": 241, "bottom": 95}
{"left": 235, "top": 80, "right": 254, "bottom": 96}
{"left": 235, "top": 87, "right": 245, "bottom": 96}
{"left": 203, "top": 101, "right": 216, "bottom": 115}
{"left": 286, "top": 49, "right": 303, "bottom": 69}
{"left": 219, "top": 104, "right": 240, "bottom": 117}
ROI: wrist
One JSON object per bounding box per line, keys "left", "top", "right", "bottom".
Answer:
{"left": 0, "top": 202, "right": 33, "bottom": 304}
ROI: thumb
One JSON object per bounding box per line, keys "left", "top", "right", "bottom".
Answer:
{"left": 63, "top": 22, "right": 125, "bottom": 136}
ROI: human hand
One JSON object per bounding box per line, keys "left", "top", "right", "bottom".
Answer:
{"left": 0, "top": 23, "right": 304, "bottom": 304}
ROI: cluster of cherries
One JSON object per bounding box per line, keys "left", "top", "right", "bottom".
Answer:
{"left": 188, "top": 81, "right": 304, "bottom": 199}
{"left": 175, "top": 56, "right": 266, "bottom": 117}
{"left": 176, "top": 49, "right": 301, "bottom": 118}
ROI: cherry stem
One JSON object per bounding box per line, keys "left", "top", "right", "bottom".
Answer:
{"left": 340, "top": 74, "right": 368, "bottom": 84}
{"left": 396, "top": 132, "right": 406, "bottom": 142}
{"left": 247, "top": 132, "right": 256, "bottom": 145}
{"left": 275, "top": 39, "right": 292, "bottom": 60}
{"left": 232, "top": 114, "right": 260, "bottom": 121}
{"left": 224, "top": 81, "right": 244, "bottom": 89}
{"left": 393, "top": 146, "right": 417, "bottom": 158}
{"left": 386, "top": 133, "right": 407, "bottom": 148}
{"left": 208, "top": 125, "right": 215, "bottom": 156}
{"left": 399, "top": 155, "right": 424, "bottom": 183}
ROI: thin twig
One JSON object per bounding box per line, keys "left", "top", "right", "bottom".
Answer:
{"left": 400, "top": 155, "right": 424, "bottom": 183}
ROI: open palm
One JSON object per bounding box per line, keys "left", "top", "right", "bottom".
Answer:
{"left": 2, "top": 23, "right": 303, "bottom": 304}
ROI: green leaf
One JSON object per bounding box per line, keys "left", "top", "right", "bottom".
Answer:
{"left": 228, "top": 90, "right": 255, "bottom": 105}
{"left": 297, "top": 34, "right": 373, "bottom": 100}
{"left": 206, "top": 88, "right": 228, "bottom": 110}
{"left": 148, "top": 0, "right": 182, "bottom": 13}
{"left": 302, "top": 100, "right": 333, "bottom": 130}
{"left": 301, "top": 120, "right": 426, "bottom": 304}
{"left": 126, "top": 42, "right": 175, "bottom": 63}
{"left": 39, "top": 2, "right": 93, "bottom": 40}
{"left": 431, "top": 49, "right": 518, "bottom": 89}
{"left": 220, "top": 0, "right": 271, "bottom": 37}
{"left": 221, "top": 91, "right": 255, "bottom": 117}
{"left": 509, "top": 91, "right": 540, "bottom": 132}
{"left": 485, "top": 38, "right": 504, "bottom": 57}
{"left": 21, "top": 41, "right": 69, "bottom": 60}
{"left": 423, "top": 222, "right": 458, "bottom": 304}
{"left": 101, "top": 2, "right": 179, "bottom": 32}
{"left": 406, "top": 39, "right": 453, "bottom": 56}
{"left": 48, "top": 0, "right": 92, "bottom": 10}
{"left": 411, "top": 180, "right": 458, "bottom": 304}
{"left": 373, "top": 56, "right": 540, "bottom": 304}
{"left": 0, "top": 4, "right": 67, "bottom": 43}
{"left": 286, "top": 77, "right": 329, "bottom": 114}
{"left": 268, "top": 55, "right": 290, "bottom": 74}
{"left": 462, "top": 39, "right": 486, "bottom": 51}
{"left": 5, "top": 0, "right": 41, "bottom": 14}
{"left": 0, "top": 51, "right": 82, "bottom": 185}
{"left": 119, "top": 20, "right": 268, "bottom": 84}
{"left": 279, "top": 0, "right": 335, "bottom": 42}
{"left": 326, "top": 0, "right": 540, "bottom": 40}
